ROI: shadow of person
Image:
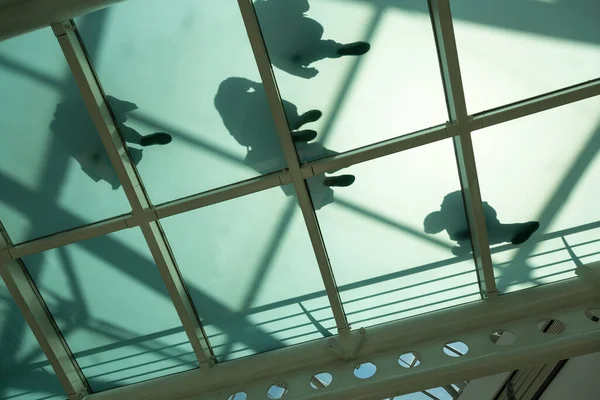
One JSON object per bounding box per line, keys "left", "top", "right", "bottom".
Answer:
{"left": 50, "top": 96, "right": 172, "bottom": 190}
{"left": 214, "top": 77, "right": 355, "bottom": 209}
{"left": 423, "top": 191, "right": 540, "bottom": 256}
{"left": 253, "top": 0, "right": 370, "bottom": 78}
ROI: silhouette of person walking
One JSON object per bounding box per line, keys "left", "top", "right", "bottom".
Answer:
{"left": 214, "top": 77, "right": 355, "bottom": 209}
{"left": 51, "top": 96, "right": 171, "bottom": 189}
{"left": 424, "top": 191, "right": 540, "bottom": 256}
{"left": 253, "top": 0, "right": 370, "bottom": 78}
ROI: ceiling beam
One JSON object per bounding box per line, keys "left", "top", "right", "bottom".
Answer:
{"left": 51, "top": 20, "right": 215, "bottom": 368}
{"left": 429, "top": 0, "right": 497, "bottom": 298}
{"left": 0, "top": 224, "right": 89, "bottom": 400}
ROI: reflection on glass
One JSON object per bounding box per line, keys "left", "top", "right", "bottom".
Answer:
{"left": 254, "top": 0, "right": 447, "bottom": 159}
{"left": 77, "top": 1, "right": 287, "bottom": 205}
{"left": 472, "top": 97, "right": 600, "bottom": 293}
{"left": 452, "top": 0, "right": 600, "bottom": 113}
{"left": 312, "top": 139, "right": 481, "bottom": 328}
{"left": 23, "top": 228, "right": 195, "bottom": 391}
{"left": 0, "top": 279, "right": 65, "bottom": 400}
{"left": 0, "top": 28, "right": 130, "bottom": 244}
{"left": 161, "top": 185, "right": 335, "bottom": 361}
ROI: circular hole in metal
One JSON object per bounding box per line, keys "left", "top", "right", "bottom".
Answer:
{"left": 585, "top": 308, "right": 600, "bottom": 323}
{"left": 226, "top": 393, "right": 247, "bottom": 400}
{"left": 490, "top": 330, "right": 516, "bottom": 346}
{"left": 443, "top": 341, "right": 468, "bottom": 357}
{"left": 309, "top": 372, "right": 332, "bottom": 389}
{"left": 353, "top": 362, "right": 376, "bottom": 379}
{"left": 267, "top": 382, "right": 288, "bottom": 399}
{"left": 398, "top": 351, "right": 421, "bottom": 368}
{"left": 536, "top": 319, "right": 565, "bottom": 334}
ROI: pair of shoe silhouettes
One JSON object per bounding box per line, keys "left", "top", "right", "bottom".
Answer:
{"left": 289, "top": 108, "right": 355, "bottom": 188}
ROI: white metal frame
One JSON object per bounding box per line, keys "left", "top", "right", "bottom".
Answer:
{"left": 52, "top": 20, "right": 215, "bottom": 368}
{"left": 237, "top": 0, "right": 349, "bottom": 335}
{"left": 82, "top": 278, "right": 600, "bottom": 400}
{"left": 0, "top": 0, "right": 599, "bottom": 398}
{"left": 0, "top": 223, "right": 90, "bottom": 400}
{"left": 428, "top": 0, "right": 496, "bottom": 297}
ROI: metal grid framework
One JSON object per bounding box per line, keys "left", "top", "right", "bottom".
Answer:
{"left": 0, "top": 0, "right": 599, "bottom": 399}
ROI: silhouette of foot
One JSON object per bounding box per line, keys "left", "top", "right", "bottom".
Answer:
{"left": 323, "top": 174, "right": 355, "bottom": 187}
{"left": 451, "top": 245, "right": 471, "bottom": 256}
{"left": 511, "top": 221, "right": 540, "bottom": 245}
{"left": 300, "top": 67, "right": 318, "bottom": 78}
{"left": 292, "top": 129, "right": 318, "bottom": 142}
{"left": 337, "top": 42, "right": 370, "bottom": 57}
{"left": 296, "top": 109, "right": 322, "bottom": 128}
{"left": 140, "top": 132, "right": 172, "bottom": 146}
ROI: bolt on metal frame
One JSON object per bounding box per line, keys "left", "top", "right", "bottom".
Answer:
{"left": 0, "top": 0, "right": 599, "bottom": 398}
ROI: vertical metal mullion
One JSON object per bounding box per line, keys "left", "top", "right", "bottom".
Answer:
{"left": 428, "top": 0, "right": 497, "bottom": 297}
{"left": 0, "top": 225, "right": 89, "bottom": 400}
{"left": 237, "top": 0, "right": 349, "bottom": 334}
{"left": 52, "top": 20, "right": 215, "bottom": 366}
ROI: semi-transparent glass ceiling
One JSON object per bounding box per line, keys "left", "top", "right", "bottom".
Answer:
{"left": 75, "top": 0, "right": 286, "bottom": 206}
{"left": 0, "top": 28, "right": 130, "bottom": 244}
{"left": 0, "top": 279, "right": 65, "bottom": 400}
{"left": 23, "top": 228, "right": 197, "bottom": 391}
{"left": 0, "top": 0, "right": 598, "bottom": 398}
{"left": 472, "top": 96, "right": 600, "bottom": 294}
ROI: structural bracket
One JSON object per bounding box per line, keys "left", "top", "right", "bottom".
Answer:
{"left": 327, "top": 327, "right": 366, "bottom": 361}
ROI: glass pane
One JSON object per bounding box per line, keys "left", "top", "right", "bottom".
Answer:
{"left": 472, "top": 96, "right": 600, "bottom": 293}
{"left": 76, "top": 1, "right": 286, "bottom": 206}
{"left": 22, "top": 228, "right": 196, "bottom": 391}
{"left": 452, "top": 0, "right": 600, "bottom": 113}
{"left": 0, "top": 28, "right": 130, "bottom": 244}
{"left": 0, "top": 279, "right": 65, "bottom": 400}
{"left": 310, "top": 139, "right": 481, "bottom": 328}
{"left": 254, "top": 0, "right": 447, "bottom": 161}
{"left": 161, "top": 185, "right": 335, "bottom": 361}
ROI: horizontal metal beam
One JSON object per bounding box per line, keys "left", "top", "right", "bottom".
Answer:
{"left": 300, "top": 123, "right": 451, "bottom": 178}
{"left": 85, "top": 276, "right": 599, "bottom": 400}
{"left": 470, "top": 78, "right": 600, "bottom": 131}
{"left": 53, "top": 20, "right": 215, "bottom": 368}
{"left": 0, "top": 224, "right": 89, "bottom": 399}
{"left": 155, "top": 170, "right": 291, "bottom": 219}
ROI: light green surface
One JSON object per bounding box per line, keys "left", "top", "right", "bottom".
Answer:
{"left": 0, "top": 27, "right": 130, "bottom": 244}
{"left": 0, "top": 279, "right": 64, "bottom": 400}
{"left": 312, "top": 139, "right": 481, "bottom": 328}
{"left": 452, "top": 0, "right": 600, "bottom": 113}
{"left": 162, "top": 185, "right": 335, "bottom": 361}
{"left": 23, "top": 228, "right": 196, "bottom": 391}
{"left": 473, "top": 96, "right": 600, "bottom": 293}
{"left": 0, "top": 0, "right": 598, "bottom": 397}
{"left": 256, "top": 0, "right": 448, "bottom": 161}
